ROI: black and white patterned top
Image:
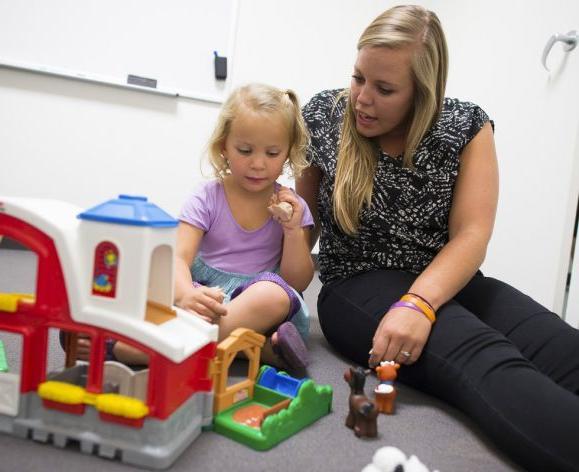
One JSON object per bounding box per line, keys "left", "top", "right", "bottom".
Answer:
{"left": 303, "top": 89, "right": 491, "bottom": 284}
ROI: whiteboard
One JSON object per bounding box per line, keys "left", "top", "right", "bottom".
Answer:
{"left": 0, "top": 0, "right": 238, "bottom": 103}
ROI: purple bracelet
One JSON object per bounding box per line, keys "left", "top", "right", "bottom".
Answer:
{"left": 390, "top": 300, "right": 424, "bottom": 315}
{"left": 192, "top": 281, "right": 202, "bottom": 288}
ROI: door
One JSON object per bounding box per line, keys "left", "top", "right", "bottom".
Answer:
{"left": 422, "top": 0, "right": 579, "bottom": 317}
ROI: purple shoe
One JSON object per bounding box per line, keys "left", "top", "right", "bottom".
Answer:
{"left": 274, "top": 321, "right": 309, "bottom": 376}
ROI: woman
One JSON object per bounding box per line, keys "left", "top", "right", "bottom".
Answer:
{"left": 296, "top": 5, "right": 579, "bottom": 471}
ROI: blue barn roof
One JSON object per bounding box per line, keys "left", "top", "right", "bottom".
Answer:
{"left": 78, "top": 194, "right": 178, "bottom": 227}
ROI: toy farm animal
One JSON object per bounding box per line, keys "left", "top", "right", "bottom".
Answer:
{"left": 344, "top": 366, "right": 378, "bottom": 438}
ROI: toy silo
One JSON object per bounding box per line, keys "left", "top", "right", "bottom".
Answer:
{"left": 77, "top": 195, "right": 178, "bottom": 323}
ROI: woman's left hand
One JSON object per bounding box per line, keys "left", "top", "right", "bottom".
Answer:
{"left": 273, "top": 186, "right": 303, "bottom": 231}
{"left": 369, "top": 307, "right": 433, "bottom": 367}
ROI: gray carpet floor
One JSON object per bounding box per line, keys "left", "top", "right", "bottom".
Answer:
{"left": 0, "top": 248, "right": 521, "bottom": 471}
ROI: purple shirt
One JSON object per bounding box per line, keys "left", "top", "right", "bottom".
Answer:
{"left": 179, "top": 180, "right": 314, "bottom": 274}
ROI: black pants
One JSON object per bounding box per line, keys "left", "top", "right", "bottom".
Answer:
{"left": 318, "top": 270, "right": 579, "bottom": 472}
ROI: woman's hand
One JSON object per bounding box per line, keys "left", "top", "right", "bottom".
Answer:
{"left": 176, "top": 285, "right": 227, "bottom": 324}
{"left": 369, "top": 307, "right": 433, "bottom": 367}
{"left": 273, "top": 186, "right": 303, "bottom": 231}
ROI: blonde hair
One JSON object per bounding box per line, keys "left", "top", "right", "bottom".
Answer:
{"left": 207, "top": 83, "right": 309, "bottom": 179}
{"left": 333, "top": 5, "right": 448, "bottom": 235}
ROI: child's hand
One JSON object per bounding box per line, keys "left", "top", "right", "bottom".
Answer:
{"left": 270, "top": 186, "right": 303, "bottom": 231}
{"left": 177, "top": 285, "right": 227, "bottom": 324}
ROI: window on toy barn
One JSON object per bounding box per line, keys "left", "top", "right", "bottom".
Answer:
{"left": 0, "top": 331, "right": 23, "bottom": 416}
{"left": 102, "top": 337, "right": 149, "bottom": 403}
{"left": 47, "top": 327, "right": 91, "bottom": 388}
{"left": 145, "top": 244, "right": 176, "bottom": 325}
{"left": 91, "top": 241, "right": 119, "bottom": 298}
{"left": 0, "top": 235, "right": 38, "bottom": 311}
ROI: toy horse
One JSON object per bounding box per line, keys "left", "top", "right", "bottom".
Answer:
{"left": 344, "top": 366, "right": 378, "bottom": 438}
{"left": 374, "top": 361, "right": 400, "bottom": 414}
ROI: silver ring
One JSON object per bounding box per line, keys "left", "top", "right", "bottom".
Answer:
{"left": 400, "top": 351, "right": 412, "bottom": 358}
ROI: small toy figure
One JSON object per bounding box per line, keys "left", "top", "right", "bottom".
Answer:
{"left": 361, "top": 445, "right": 438, "bottom": 472}
{"left": 344, "top": 366, "right": 378, "bottom": 438}
{"left": 374, "top": 361, "right": 400, "bottom": 414}
{"left": 268, "top": 195, "right": 294, "bottom": 222}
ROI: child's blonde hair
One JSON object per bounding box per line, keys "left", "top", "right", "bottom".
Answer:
{"left": 207, "top": 83, "right": 310, "bottom": 179}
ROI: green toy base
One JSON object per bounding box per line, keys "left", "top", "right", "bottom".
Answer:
{"left": 213, "top": 367, "right": 332, "bottom": 450}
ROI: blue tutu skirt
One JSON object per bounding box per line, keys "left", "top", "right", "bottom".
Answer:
{"left": 191, "top": 257, "right": 310, "bottom": 341}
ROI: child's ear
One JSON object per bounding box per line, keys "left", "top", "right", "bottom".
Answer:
{"left": 219, "top": 139, "right": 228, "bottom": 155}
{"left": 219, "top": 143, "right": 228, "bottom": 161}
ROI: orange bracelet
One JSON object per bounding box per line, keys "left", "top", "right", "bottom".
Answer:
{"left": 406, "top": 292, "right": 435, "bottom": 312}
{"left": 400, "top": 293, "right": 436, "bottom": 323}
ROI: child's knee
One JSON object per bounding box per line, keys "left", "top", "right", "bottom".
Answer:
{"left": 251, "top": 281, "right": 291, "bottom": 314}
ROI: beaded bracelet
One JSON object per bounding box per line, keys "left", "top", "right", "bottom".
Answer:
{"left": 400, "top": 293, "right": 436, "bottom": 323}
{"left": 192, "top": 281, "right": 202, "bottom": 288}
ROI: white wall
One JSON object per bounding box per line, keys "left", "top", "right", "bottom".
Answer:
{"left": 2, "top": 0, "right": 579, "bottom": 313}
{"left": 0, "top": 69, "right": 220, "bottom": 214}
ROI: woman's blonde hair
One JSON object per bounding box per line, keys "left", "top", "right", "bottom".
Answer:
{"left": 207, "top": 83, "right": 309, "bottom": 179}
{"left": 333, "top": 5, "right": 448, "bottom": 235}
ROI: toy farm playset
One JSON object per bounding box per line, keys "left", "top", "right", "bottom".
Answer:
{"left": 0, "top": 195, "right": 332, "bottom": 469}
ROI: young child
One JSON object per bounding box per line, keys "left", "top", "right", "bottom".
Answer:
{"left": 174, "top": 83, "right": 314, "bottom": 375}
